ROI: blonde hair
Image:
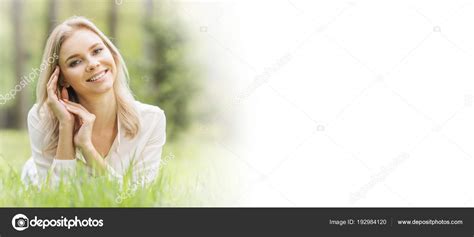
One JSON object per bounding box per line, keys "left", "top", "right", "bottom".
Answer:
{"left": 36, "top": 16, "right": 140, "bottom": 156}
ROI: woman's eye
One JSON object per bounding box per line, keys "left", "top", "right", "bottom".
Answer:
{"left": 93, "top": 48, "right": 103, "bottom": 55}
{"left": 69, "top": 60, "right": 81, "bottom": 67}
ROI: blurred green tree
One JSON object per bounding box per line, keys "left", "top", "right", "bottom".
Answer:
{"left": 140, "top": 4, "right": 200, "bottom": 141}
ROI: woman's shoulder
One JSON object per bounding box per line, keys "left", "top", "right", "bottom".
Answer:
{"left": 27, "top": 103, "right": 45, "bottom": 124}
{"left": 133, "top": 101, "right": 165, "bottom": 122}
{"left": 27, "top": 103, "right": 48, "bottom": 133}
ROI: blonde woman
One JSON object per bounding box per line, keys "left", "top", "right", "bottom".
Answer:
{"left": 21, "top": 16, "right": 166, "bottom": 186}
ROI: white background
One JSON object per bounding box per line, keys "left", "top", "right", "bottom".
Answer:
{"left": 176, "top": 0, "right": 474, "bottom": 206}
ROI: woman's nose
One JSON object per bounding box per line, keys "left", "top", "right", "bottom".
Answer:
{"left": 87, "top": 60, "right": 100, "bottom": 72}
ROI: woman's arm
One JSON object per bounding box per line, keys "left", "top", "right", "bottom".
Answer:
{"left": 28, "top": 106, "right": 76, "bottom": 185}
{"left": 55, "top": 122, "right": 75, "bottom": 160}
{"left": 47, "top": 66, "right": 76, "bottom": 161}
{"left": 60, "top": 100, "right": 106, "bottom": 175}
{"left": 78, "top": 143, "right": 107, "bottom": 176}
{"left": 29, "top": 66, "right": 77, "bottom": 185}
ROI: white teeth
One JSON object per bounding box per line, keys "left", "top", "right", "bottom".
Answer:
{"left": 88, "top": 70, "right": 106, "bottom": 82}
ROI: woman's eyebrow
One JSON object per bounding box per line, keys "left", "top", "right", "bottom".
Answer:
{"left": 65, "top": 42, "right": 102, "bottom": 63}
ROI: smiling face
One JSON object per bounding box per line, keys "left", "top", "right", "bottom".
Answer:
{"left": 59, "top": 28, "right": 117, "bottom": 99}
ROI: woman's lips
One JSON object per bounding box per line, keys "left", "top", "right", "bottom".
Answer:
{"left": 87, "top": 69, "right": 108, "bottom": 82}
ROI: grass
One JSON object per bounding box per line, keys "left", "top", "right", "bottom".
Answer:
{"left": 0, "top": 129, "right": 239, "bottom": 207}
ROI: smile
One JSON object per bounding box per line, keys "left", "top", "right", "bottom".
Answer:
{"left": 87, "top": 69, "right": 108, "bottom": 82}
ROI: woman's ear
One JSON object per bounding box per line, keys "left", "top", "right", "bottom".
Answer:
{"left": 59, "top": 74, "right": 70, "bottom": 88}
{"left": 59, "top": 79, "right": 69, "bottom": 88}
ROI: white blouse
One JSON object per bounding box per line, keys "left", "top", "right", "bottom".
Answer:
{"left": 21, "top": 101, "right": 166, "bottom": 186}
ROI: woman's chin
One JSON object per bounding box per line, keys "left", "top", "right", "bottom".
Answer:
{"left": 93, "top": 84, "right": 114, "bottom": 94}
{"left": 83, "top": 83, "right": 114, "bottom": 96}
{"left": 88, "top": 76, "right": 114, "bottom": 93}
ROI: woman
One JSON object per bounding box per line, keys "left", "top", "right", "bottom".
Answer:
{"left": 21, "top": 16, "right": 166, "bottom": 186}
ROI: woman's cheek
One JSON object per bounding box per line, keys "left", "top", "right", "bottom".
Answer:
{"left": 67, "top": 69, "right": 84, "bottom": 85}
{"left": 105, "top": 51, "right": 114, "bottom": 62}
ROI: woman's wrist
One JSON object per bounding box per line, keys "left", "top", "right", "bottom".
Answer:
{"left": 59, "top": 119, "right": 74, "bottom": 129}
{"left": 78, "top": 142, "right": 95, "bottom": 152}
{"left": 79, "top": 143, "right": 107, "bottom": 176}
{"left": 56, "top": 118, "right": 75, "bottom": 160}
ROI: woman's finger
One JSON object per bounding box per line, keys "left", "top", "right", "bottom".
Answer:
{"left": 47, "top": 67, "right": 59, "bottom": 97}
{"left": 64, "top": 100, "right": 92, "bottom": 114}
{"left": 64, "top": 106, "right": 87, "bottom": 123}
{"left": 59, "top": 99, "right": 69, "bottom": 110}
{"left": 63, "top": 102, "right": 94, "bottom": 122}
{"left": 61, "top": 87, "right": 69, "bottom": 101}
{"left": 64, "top": 100, "right": 81, "bottom": 107}
{"left": 63, "top": 104, "right": 83, "bottom": 116}
{"left": 63, "top": 100, "right": 82, "bottom": 112}
{"left": 47, "top": 67, "right": 59, "bottom": 88}
{"left": 73, "top": 114, "right": 81, "bottom": 132}
{"left": 46, "top": 75, "right": 56, "bottom": 94}
{"left": 46, "top": 67, "right": 58, "bottom": 88}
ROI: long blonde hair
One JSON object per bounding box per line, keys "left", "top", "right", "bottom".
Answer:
{"left": 36, "top": 16, "right": 140, "bottom": 156}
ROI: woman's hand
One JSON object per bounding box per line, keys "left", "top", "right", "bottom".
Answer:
{"left": 46, "top": 66, "right": 74, "bottom": 125}
{"left": 62, "top": 101, "right": 106, "bottom": 174}
{"left": 62, "top": 100, "right": 96, "bottom": 150}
